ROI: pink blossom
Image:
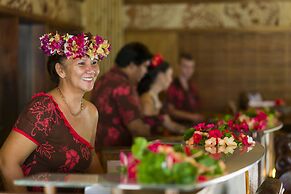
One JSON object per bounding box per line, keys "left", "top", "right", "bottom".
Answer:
{"left": 241, "top": 121, "right": 249, "bottom": 131}
{"left": 147, "top": 141, "right": 162, "bottom": 153}
{"left": 194, "top": 122, "right": 206, "bottom": 131}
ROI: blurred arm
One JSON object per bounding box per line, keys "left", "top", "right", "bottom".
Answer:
{"left": 0, "top": 131, "right": 37, "bottom": 192}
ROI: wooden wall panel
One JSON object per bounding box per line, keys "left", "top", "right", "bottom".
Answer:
{"left": 179, "top": 30, "right": 291, "bottom": 113}
{"left": 125, "top": 31, "right": 179, "bottom": 73}
{"left": 0, "top": 16, "right": 19, "bottom": 146}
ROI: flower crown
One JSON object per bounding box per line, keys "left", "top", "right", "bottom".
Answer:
{"left": 150, "top": 54, "right": 163, "bottom": 67}
{"left": 39, "top": 32, "right": 111, "bottom": 60}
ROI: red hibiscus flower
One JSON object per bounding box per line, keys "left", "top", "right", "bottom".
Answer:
{"left": 208, "top": 129, "right": 223, "bottom": 138}
{"left": 184, "top": 146, "right": 192, "bottom": 156}
{"left": 193, "top": 133, "right": 203, "bottom": 144}
{"left": 197, "top": 175, "right": 208, "bottom": 182}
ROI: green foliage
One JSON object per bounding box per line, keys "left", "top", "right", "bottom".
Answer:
{"left": 137, "top": 152, "right": 171, "bottom": 183}
{"left": 137, "top": 152, "right": 198, "bottom": 184}
{"left": 132, "top": 137, "right": 148, "bottom": 159}
{"left": 171, "top": 162, "right": 197, "bottom": 184}
{"left": 184, "top": 128, "right": 195, "bottom": 141}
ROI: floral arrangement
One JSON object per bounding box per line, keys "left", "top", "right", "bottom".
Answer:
{"left": 120, "top": 137, "right": 225, "bottom": 184}
{"left": 39, "top": 32, "right": 111, "bottom": 60}
{"left": 224, "top": 109, "right": 279, "bottom": 133}
{"left": 184, "top": 122, "right": 255, "bottom": 148}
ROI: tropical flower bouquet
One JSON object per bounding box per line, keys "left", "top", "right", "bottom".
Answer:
{"left": 184, "top": 122, "right": 255, "bottom": 149}
{"left": 221, "top": 109, "right": 279, "bottom": 133}
{"left": 120, "top": 137, "right": 225, "bottom": 184}
{"left": 237, "top": 108, "right": 279, "bottom": 130}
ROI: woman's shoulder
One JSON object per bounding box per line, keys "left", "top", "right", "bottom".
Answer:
{"left": 84, "top": 100, "right": 98, "bottom": 118}
{"left": 25, "top": 92, "right": 55, "bottom": 109}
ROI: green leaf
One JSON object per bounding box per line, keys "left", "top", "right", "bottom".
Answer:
{"left": 173, "top": 144, "right": 184, "bottom": 153}
{"left": 172, "top": 162, "right": 197, "bottom": 184}
{"left": 184, "top": 128, "right": 195, "bottom": 141}
{"left": 197, "top": 156, "right": 216, "bottom": 167}
{"left": 131, "top": 137, "right": 148, "bottom": 159}
{"left": 223, "top": 114, "right": 233, "bottom": 121}
{"left": 137, "top": 152, "right": 171, "bottom": 183}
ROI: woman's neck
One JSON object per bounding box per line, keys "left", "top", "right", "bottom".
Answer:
{"left": 150, "top": 84, "right": 162, "bottom": 95}
{"left": 57, "top": 83, "right": 85, "bottom": 115}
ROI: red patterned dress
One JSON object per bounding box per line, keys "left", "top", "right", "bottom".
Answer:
{"left": 91, "top": 67, "right": 142, "bottom": 151}
{"left": 13, "top": 93, "right": 93, "bottom": 179}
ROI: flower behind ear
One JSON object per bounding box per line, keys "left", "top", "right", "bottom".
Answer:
{"left": 151, "top": 54, "right": 163, "bottom": 67}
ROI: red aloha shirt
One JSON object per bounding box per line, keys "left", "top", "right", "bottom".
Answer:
{"left": 13, "top": 93, "right": 93, "bottom": 191}
{"left": 166, "top": 78, "right": 201, "bottom": 123}
{"left": 91, "top": 67, "right": 142, "bottom": 151}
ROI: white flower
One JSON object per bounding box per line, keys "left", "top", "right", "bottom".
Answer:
{"left": 218, "top": 146, "right": 226, "bottom": 153}
{"left": 205, "top": 137, "right": 217, "bottom": 147}
{"left": 247, "top": 136, "right": 255, "bottom": 145}
{"left": 224, "top": 136, "right": 237, "bottom": 147}
{"left": 218, "top": 138, "right": 225, "bottom": 146}
{"left": 224, "top": 146, "right": 236, "bottom": 154}
{"left": 205, "top": 146, "right": 217, "bottom": 154}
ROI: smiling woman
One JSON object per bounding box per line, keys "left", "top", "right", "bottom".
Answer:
{"left": 0, "top": 32, "right": 110, "bottom": 193}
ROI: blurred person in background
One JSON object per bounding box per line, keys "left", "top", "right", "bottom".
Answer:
{"left": 138, "top": 54, "right": 185, "bottom": 135}
{"left": 91, "top": 42, "right": 152, "bottom": 151}
{"left": 166, "top": 53, "right": 204, "bottom": 126}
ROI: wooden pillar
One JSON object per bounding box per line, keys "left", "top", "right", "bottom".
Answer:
{"left": 0, "top": 16, "right": 19, "bottom": 146}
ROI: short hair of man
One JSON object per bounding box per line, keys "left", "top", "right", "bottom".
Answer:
{"left": 115, "top": 42, "right": 152, "bottom": 68}
{"left": 179, "top": 52, "right": 193, "bottom": 62}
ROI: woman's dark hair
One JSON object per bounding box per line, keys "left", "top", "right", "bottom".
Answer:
{"left": 115, "top": 42, "right": 152, "bottom": 68}
{"left": 47, "top": 54, "right": 65, "bottom": 84}
{"left": 138, "top": 61, "right": 170, "bottom": 95}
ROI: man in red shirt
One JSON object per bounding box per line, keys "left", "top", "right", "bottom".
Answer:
{"left": 91, "top": 42, "right": 152, "bottom": 151}
{"left": 166, "top": 53, "right": 204, "bottom": 126}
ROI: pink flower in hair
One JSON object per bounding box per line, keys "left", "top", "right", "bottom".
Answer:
{"left": 40, "top": 33, "right": 63, "bottom": 56}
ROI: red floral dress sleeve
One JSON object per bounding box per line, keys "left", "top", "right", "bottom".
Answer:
{"left": 112, "top": 84, "right": 142, "bottom": 125}
{"left": 13, "top": 94, "right": 57, "bottom": 146}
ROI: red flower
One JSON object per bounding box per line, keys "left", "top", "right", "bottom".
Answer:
{"left": 275, "top": 98, "right": 285, "bottom": 106}
{"left": 240, "top": 121, "right": 249, "bottom": 132}
{"left": 197, "top": 175, "right": 208, "bottom": 182}
{"left": 208, "top": 129, "right": 223, "bottom": 138}
{"left": 194, "top": 122, "right": 206, "bottom": 131}
{"left": 184, "top": 146, "right": 192, "bottom": 156}
{"left": 193, "top": 133, "right": 203, "bottom": 144}
{"left": 147, "top": 141, "right": 162, "bottom": 153}
{"left": 151, "top": 54, "right": 163, "bottom": 67}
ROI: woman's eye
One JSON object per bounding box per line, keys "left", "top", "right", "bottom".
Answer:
{"left": 78, "top": 62, "right": 85, "bottom": 65}
{"left": 92, "top": 61, "right": 98, "bottom": 65}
